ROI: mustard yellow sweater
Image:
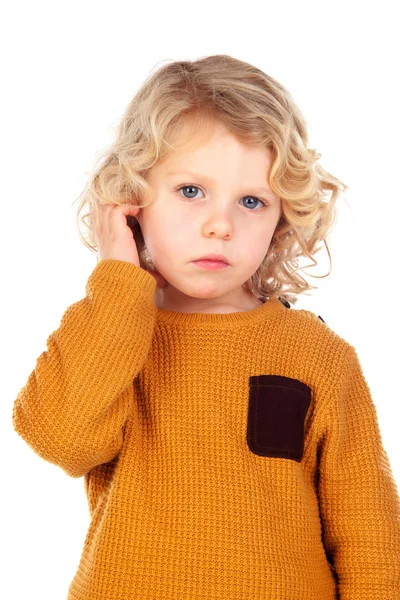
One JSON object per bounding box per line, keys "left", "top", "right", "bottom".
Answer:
{"left": 12, "top": 259, "right": 400, "bottom": 599}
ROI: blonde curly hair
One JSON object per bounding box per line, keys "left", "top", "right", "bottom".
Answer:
{"left": 73, "top": 54, "right": 348, "bottom": 306}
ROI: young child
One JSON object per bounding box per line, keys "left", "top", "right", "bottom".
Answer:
{"left": 12, "top": 54, "right": 400, "bottom": 599}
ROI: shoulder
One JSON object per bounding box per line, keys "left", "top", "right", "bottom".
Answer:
{"left": 277, "top": 296, "right": 326, "bottom": 325}
{"left": 276, "top": 296, "right": 351, "bottom": 355}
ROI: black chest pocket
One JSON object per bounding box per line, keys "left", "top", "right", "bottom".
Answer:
{"left": 246, "top": 375, "right": 312, "bottom": 462}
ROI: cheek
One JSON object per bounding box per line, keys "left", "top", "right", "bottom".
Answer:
{"left": 146, "top": 214, "right": 190, "bottom": 258}
{"left": 158, "top": 213, "right": 191, "bottom": 245}
{"left": 242, "top": 228, "right": 274, "bottom": 265}
{"left": 245, "top": 225, "right": 273, "bottom": 248}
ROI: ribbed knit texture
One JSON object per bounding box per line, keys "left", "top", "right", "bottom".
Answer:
{"left": 12, "top": 259, "right": 400, "bottom": 599}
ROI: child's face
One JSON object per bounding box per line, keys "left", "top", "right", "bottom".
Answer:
{"left": 136, "top": 120, "right": 282, "bottom": 313}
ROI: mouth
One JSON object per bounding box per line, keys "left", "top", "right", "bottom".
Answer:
{"left": 191, "top": 259, "right": 230, "bottom": 270}
{"left": 193, "top": 254, "right": 230, "bottom": 265}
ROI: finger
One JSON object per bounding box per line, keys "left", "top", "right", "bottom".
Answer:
{"left": 110, "top": 204, "right": 140, "bottom": 237}
{"left": 96, "top": 203, "right": 114, "bottom": 238}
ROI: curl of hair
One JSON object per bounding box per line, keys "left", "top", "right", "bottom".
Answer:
{"left": 73, "top": 54, "right": 348, "bottom": 306}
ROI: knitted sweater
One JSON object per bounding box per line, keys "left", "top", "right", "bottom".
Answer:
{"left": 12, "top": 259, "right": 400, "bottom": 600}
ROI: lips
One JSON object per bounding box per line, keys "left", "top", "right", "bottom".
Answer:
{"left": 194, "top": 254, "right": 229, "bottom": 264}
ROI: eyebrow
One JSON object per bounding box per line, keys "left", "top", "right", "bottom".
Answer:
{"left": 165, "top": 170, "right": 273, "bottom": 196}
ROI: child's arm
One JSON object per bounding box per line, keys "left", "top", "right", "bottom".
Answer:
{"left": 317, "top": 344, "right": 400, "bottom": 598}
{"left": 12, "top": 259, "right": 157, "bottom": 478}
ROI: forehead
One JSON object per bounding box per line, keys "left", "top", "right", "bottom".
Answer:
{"left": 161, "top": 119, "right": 272, "bottom": 171}
{"left": 167, "top": 117, "right": 228, "bottom": 154}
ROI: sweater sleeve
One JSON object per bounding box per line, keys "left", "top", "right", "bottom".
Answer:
{"left": 12, "top": 259, "right": 157, "bottom": 479}
{"left": 317, "top": 344, "right": 400, "bottom": 598}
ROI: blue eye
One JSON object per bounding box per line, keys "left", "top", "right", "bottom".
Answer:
{"left": 177, "top": 185, "right": 267, "bottom": 210}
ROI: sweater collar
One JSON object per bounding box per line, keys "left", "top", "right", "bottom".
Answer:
{"left": 155, "top": 296, "right": 286, "bottom": 329}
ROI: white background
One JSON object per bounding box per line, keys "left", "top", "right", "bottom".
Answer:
{"left": 2, "top": 1, "right": 399, "bottom": 598}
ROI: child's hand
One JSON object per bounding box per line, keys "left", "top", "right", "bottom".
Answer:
{"left": 95, "top": 203, "right": 167, "bottom": 289}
